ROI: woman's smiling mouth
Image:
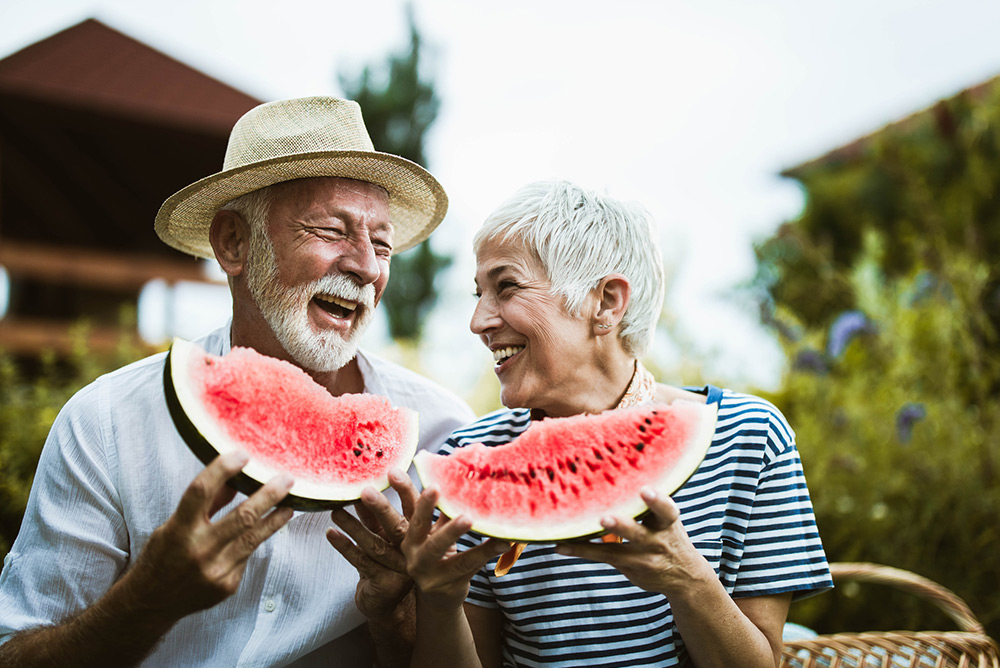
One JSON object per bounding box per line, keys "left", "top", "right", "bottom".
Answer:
{"left": 492, "top": 346, "right": 525, "bottom": 367}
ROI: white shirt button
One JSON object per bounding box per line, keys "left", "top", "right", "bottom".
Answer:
{"left": 263, "top": 598, "right": 277, "bottom": 613}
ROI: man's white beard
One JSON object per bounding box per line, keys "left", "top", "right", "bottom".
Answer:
{"left": 244, "top": 228, "right": 376, "bottom": 373}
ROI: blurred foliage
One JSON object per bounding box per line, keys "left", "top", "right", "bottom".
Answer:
{"left": 0, "top": 312, "right": 150, "bottom": 555}
{"left": 339, "top": 4, "right": 451, "bottom": 342}
{"left": 750, "top": 80, "right": 1000, "bottom": 640}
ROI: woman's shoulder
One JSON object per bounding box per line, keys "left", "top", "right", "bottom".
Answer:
{"left": 439, "top": 407, "right": 532, "bottom": 454}
{"left": 654, "top": 383, "right": 708, "bottom": 405}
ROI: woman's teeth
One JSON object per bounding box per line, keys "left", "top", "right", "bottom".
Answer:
{"left": 493, "top": 346, "right": 524, "bottom": 364}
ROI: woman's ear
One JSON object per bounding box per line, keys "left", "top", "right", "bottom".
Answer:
{"left": 209, "top": 209, "right": 249, "bottom": 277}
{"left": 593, "top": 273, "right": 631, "bottom": 334}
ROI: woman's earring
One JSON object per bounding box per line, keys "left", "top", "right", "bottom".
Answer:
{"left": 597, "top": 323, "right": 612, "bottom": 330}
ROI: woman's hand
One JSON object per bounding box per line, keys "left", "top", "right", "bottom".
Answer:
{"left": 402, "top": 488, "right": 510, "bottom": 610}
{"left": 554, "top": 487, "right": 716, "bottom": 595}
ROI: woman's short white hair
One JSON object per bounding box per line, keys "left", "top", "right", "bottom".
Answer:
{"left": 473, "top": 180, "right": 665, "bottom": 357}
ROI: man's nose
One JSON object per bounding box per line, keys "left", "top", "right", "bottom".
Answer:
{"left": 337, "top": 236, "right": 381, "bottom": 285}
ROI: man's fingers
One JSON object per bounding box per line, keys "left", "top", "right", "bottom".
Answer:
{"left": 214, "top": 472, "right": 294, "bottom": 545}
{"left": 207, "top": 483, "right": 239, "bottom": 518}
{"left": 326, "top": 527, "right": 368, "bottom": 571}
{"left": 330, "top": 507, "right": 407, "bottom": 572}
{"left": 175, "top": 451, "right": 250, "bottom": 524}
{"left": 359, "top": 486, "right": 410, "bottom": 544}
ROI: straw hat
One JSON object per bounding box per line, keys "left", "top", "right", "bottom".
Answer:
{"left": 155, "top": 96, "right": 448, "bottom": 258}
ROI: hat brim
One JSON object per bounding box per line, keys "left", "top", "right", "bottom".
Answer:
{"left": 155, "top": 150, "right": 448, "bottom": 259}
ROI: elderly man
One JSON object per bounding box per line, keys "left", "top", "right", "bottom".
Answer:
{"left": 0, "top": 97, "right": 475, "bottom": 667}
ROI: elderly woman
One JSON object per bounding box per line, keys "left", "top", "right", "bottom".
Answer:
{"left": 332, "top": 180, "right": 832, "bottom": 667}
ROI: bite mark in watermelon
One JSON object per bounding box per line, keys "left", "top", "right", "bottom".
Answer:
{"left": 414, "top": 401, "right": 717, "bottom": 541}
{"left": 164, "top": 338, "right": 418, "bottom": 510}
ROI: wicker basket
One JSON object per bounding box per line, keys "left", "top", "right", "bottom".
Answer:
{"left": 781, "top": 562, "right": 1000, "bottom": 668}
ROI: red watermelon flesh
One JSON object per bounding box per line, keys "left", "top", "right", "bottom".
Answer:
{"left": 166, "top": 338, "right": 418, "bottom": 509}
{"left": 414, "top": 401, "right": 716, "bottom": 541}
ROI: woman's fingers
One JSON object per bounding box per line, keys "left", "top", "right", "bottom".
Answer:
{"left": 639, "top": 487, "right": 681, "bottom": 527}
{"left": 388, "top": 468, "right": 420, "bottom": 521}
{"left": 403, "top": 487, "right": 440, "bottom": 548}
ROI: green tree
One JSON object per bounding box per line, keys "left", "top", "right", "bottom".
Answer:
{"left": 0, "top": 313, "right": 150, "bottom": 553}
{"left": 339, "top": 5, "right": 451, "bottom": 342}
{"left": 750, "top": 79, "right": 1000, "bottom": 639}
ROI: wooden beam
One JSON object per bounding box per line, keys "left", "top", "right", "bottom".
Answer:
{"left": 0, "top": 316, "right": 159, "bottom": 356}
{"left": 0, "top": 239, "right": 223, "bottom": 289}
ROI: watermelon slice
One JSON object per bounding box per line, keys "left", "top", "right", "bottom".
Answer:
{"left": 164, "top": 338, "right": 418, "bottom": 511}
{"left": 414, "top": 401, "right": 717, "bottom": 541}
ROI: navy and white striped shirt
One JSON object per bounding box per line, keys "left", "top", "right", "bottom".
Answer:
{"left": 440, "top": 385, "right": 832, "bottom": 667}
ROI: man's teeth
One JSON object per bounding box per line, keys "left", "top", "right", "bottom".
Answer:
{"left": 316, "top": 295, "right": 358, "bottom": 311}
{"left": 493, "top": 346, "right": 524, "bottom": 363}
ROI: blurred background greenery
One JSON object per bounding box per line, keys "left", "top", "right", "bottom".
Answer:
{"left": 747, "top": 80, "right": 1000, "bottom": 639}
{"left": 1, "top": 11, "right": 998, "bottom": 646}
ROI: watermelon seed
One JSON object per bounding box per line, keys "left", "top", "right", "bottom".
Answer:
{"left": 635, "top": 442, "right": 645, "bottom": 452}
{"left": 592, "top": 448, "right": 604, "bottom": 460}
{"left": 645, "top": 418, "right": 652, "bottom": 425}
{"left": 353, "top": 448, "right": 362, "bottom": 456}
{"left": 605, "top": 444, "right": 615, "bottom": 454}
{"left": 639, "top": 425, "right": 646, "bottom": 432}
{"left": 375, "top": 451, "right": 383, "bottom": 458}
{"left": 567, "top": 461, "right": 577, "bottom": 473}
{"left": 529, "top": 467, "right": 537, "bottom": 478}
{"left": 545, "top": 467, "right": 556, "bottom": 482}
{"left": 466, "top": 468, "right": 475, "bottom": 479}
{"left": 603, "top": 472, "right": 615, "bottom": 484}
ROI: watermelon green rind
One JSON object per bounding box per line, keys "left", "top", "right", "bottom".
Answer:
{"left": 414, "top": 400, "right": 718, "bottom": 542}
{"left": 164, "top": 338, "right": 419, "bottom": 511}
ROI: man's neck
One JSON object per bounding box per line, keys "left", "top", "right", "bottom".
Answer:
{"left": 228, "top": 320, "right": 366, "bottom": 397}
{"left": 306, "top": 356, "right": 366, "bottom": 396}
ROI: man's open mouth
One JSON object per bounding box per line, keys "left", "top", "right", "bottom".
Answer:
{"left": 314, "top": 294, "right": 359, "bottom": 319}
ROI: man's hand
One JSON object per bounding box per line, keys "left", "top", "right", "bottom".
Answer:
{"left": 326, "top": 469, "right": 417, "bottom": 619}
{"left": 0, "top": 450, "right": 295, "bottom": 667}
{"left": 124, "top": 450, "right": 296, "bottom": 620}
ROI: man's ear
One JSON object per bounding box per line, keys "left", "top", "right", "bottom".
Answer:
{"left": 210, "top": 209, "right": 249, "bottom": 277}
{"left": 593, "top": 273, "right": 631, "bottom": 333}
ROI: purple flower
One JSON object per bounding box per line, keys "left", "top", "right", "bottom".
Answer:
{"left": 895, "top": 402, "right": 927, "bottom": 444}
{"left": 827, "top": 310, "right": 875, "bottom": 359}
{"left": 793, "top": 349, "right": 827, "bottom": 374}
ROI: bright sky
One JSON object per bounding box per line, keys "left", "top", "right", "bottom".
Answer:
{"left": 3, "top": 0, "right": 1000, "bottom": 395}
